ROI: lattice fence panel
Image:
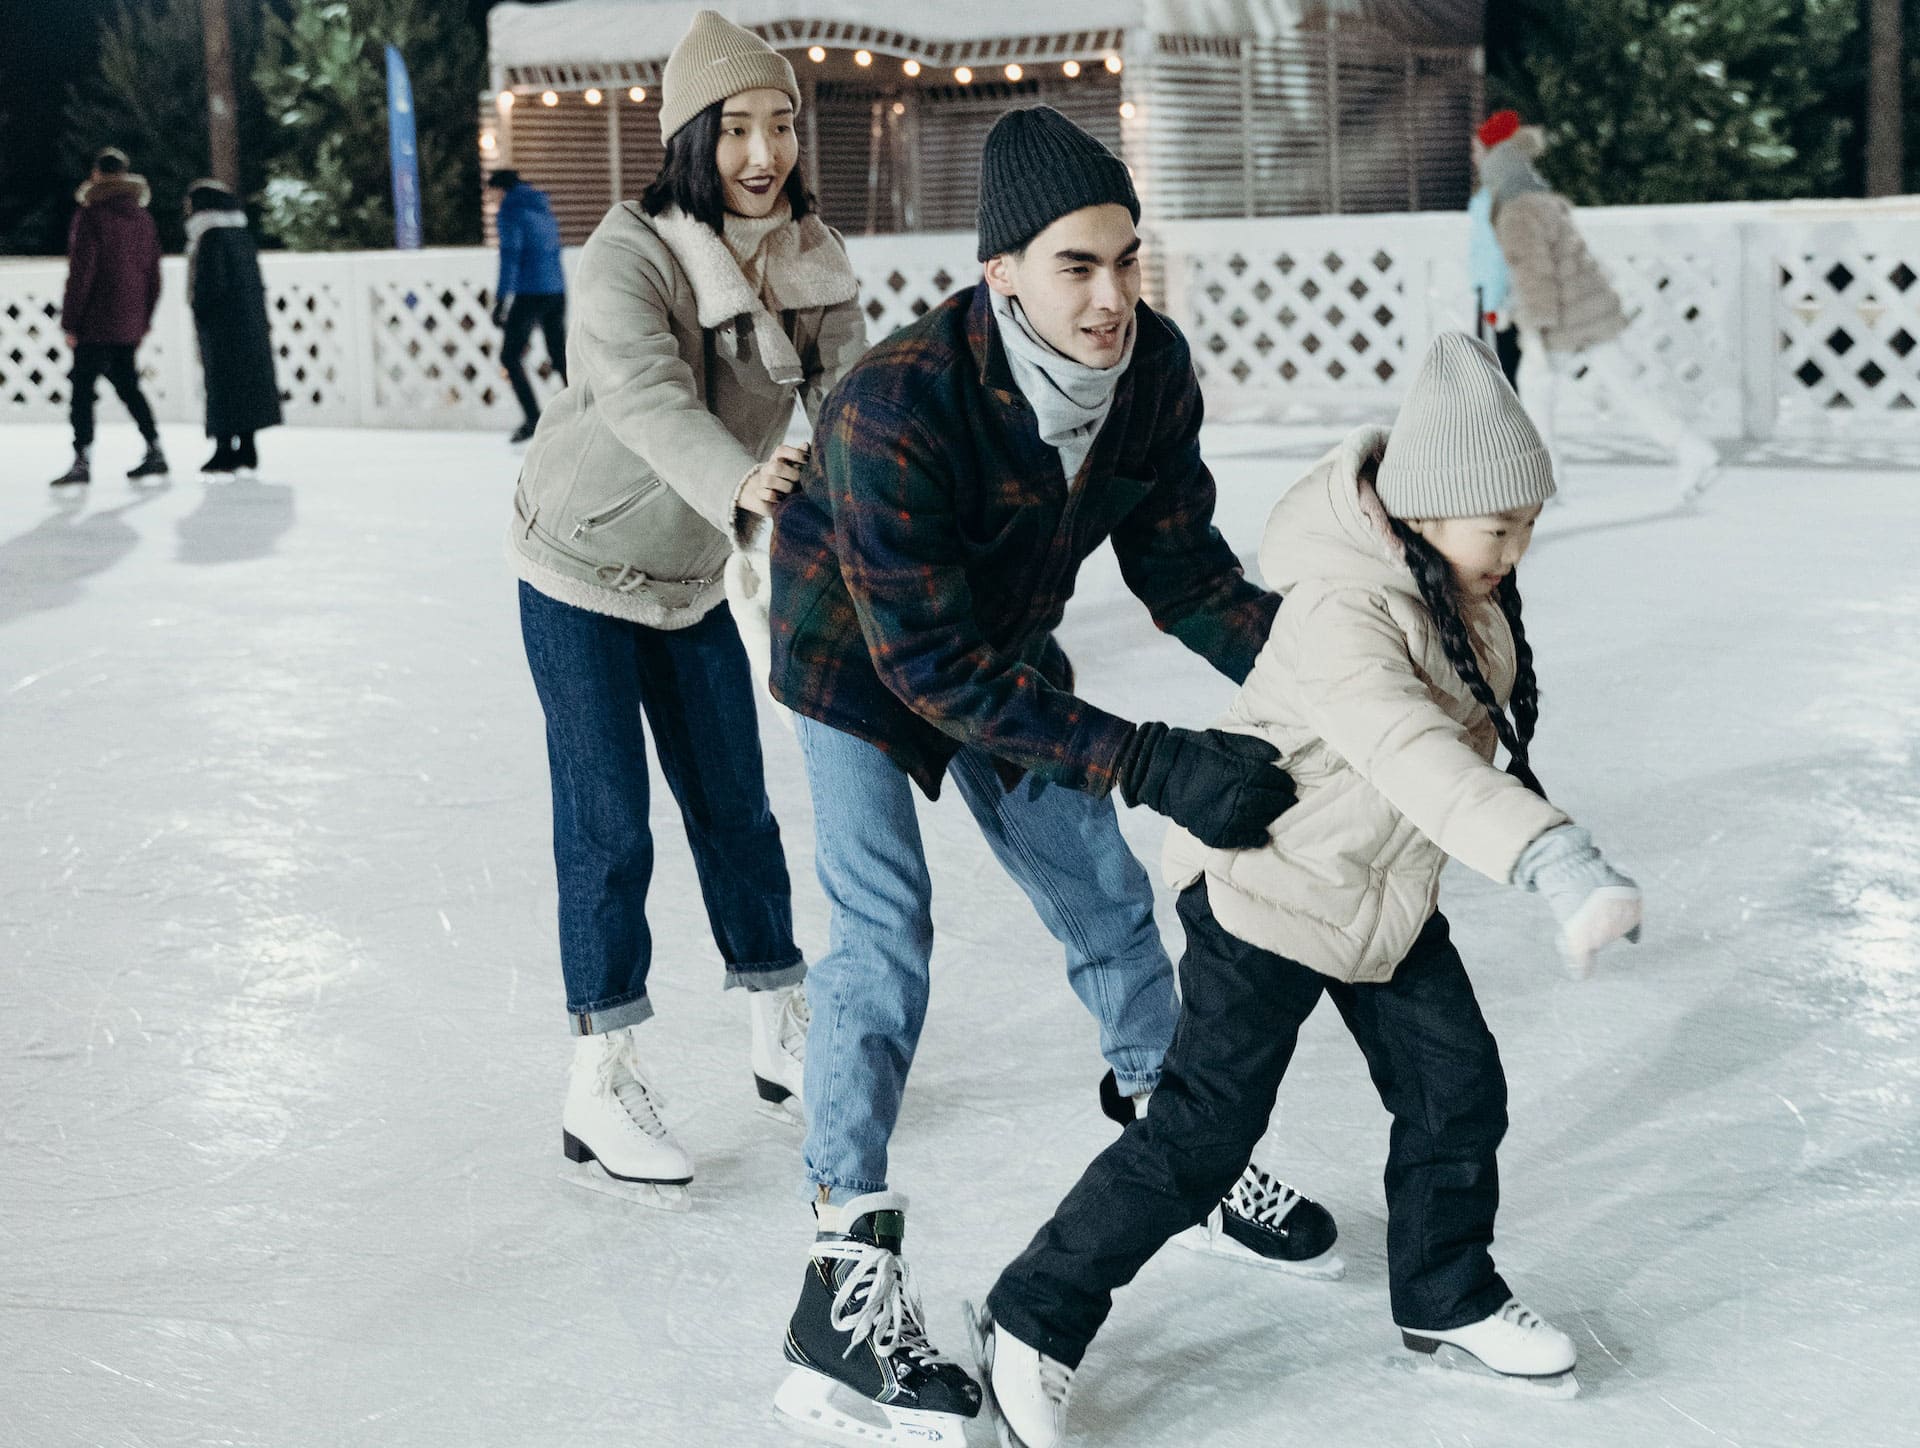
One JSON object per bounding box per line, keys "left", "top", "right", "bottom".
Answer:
{"left": 265, "top": 275, "right": 354, "bottom": 423}
{"left": 1775, "top": 240, "right": 1920, "bottom": 430}
{"left": 842, "top": 233, "right": 980, "bottom": 342}
{"left": 0, "top": 267, "right": 70, "bottom": 413}
{"left": 364, "top": 268, "right": 513, "bottom": 424}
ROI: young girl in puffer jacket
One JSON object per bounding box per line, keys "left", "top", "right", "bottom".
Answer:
{"left": 968, "top": 332, "right": 1644, "bottom": 1446}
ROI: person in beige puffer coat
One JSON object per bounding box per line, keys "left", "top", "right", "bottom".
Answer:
{"left": 1483, "top": 120, "right": 1716, "bottom": 500}
{"left": 977, "top": 335, "right": 1644, "bottom": 1444}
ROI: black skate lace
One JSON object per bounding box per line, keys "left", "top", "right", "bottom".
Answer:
{"left": 1499, "top": 1300, "right": 1542, "bottom": 1331}
{"left": 1036, "top": 1355, "right": 1073, "bottom": 1409}
{"left": 813, "top": 1240, "right": 952, "bottom": 1372}
{"left": 1229, "top": 1164, "right": 1301, "bottom": 1227}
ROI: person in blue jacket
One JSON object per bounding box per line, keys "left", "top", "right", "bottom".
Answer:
{"left": 1469, "top": 111, "right": 1523, "bottom": 392}
{"left": 489, "top": 170, "right": 569, "bottom": 443}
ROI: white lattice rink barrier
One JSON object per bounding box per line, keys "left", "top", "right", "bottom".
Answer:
{"left": 4, "top": 200, "right": 1916, "bottom": 444}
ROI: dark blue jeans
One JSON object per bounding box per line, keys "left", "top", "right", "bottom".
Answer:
{"left": 988, "top": 881, "right": 1510, "bottom": 1368}
{"left": 518, "top": 582, "right": 804, "bottom": 1034}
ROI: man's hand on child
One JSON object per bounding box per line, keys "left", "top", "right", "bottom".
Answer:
{"left": 1115, "top": 723, "right": 1297, "bottom": 850}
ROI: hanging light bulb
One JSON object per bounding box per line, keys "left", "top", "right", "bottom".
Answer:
{"left": 629, "top": 86, "right": 646, "bottom": 103}
{"left": 904, "top": 59, "right": 921, "bottom": 77}
{"left": 541, "top": 90, "right": 559, "bottom": 107}
{"left": 583, "top": 88, "right": 602, "bottom": 105}
{"left": 1104, "top": 54, "right": 1124, "bottom": 73}
{"left": 1119, "top": 101, "right": 1137, "bottom": 119}
{"left": 496, "top": 90, "right": 515, "bottom": 112}
{"left": 1063, "top": 60, "right": 1081, "bottom": 78}
{"left": 480, "top": 130, "right": 497, "bottom": 153}
{"left": 891, "top": 101, "right": 905, "bottom": 116}
{"left": 854, "top": 50, "right": 873, "bottom": 67}
{"left": 954, "top": 66, "right": 973, "bottom": 84}
{"left": 808, "top": 45, "right": 826, "bottom": 63}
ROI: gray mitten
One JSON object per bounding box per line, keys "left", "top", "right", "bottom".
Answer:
{"left": 1511, "top": 823, "right": 1643, "bottom": 978}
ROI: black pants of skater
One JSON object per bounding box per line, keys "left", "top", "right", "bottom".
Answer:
{"left": 1493, "top": 325, "right": 1523, "bottom": 394}
{"left": 70, "top": 343, "right": 159, "bottom": 450}
{"left": 502, "top": 293, "right": 568, "bottom": 425}
{"left": 987, "top": 880, "right": 1511, "bottom": 1369}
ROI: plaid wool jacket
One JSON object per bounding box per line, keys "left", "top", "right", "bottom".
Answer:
{"left": 768, "top": 282, "right": 1280, "bottom": 799}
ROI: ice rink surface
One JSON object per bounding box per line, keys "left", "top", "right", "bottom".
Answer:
{"left": 3, "top": 419, "right": 1917, "bottom": 1448}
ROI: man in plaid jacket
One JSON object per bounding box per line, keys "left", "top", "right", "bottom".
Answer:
{"left": 768, "top": 108, "right": 1337, "bottom": 1442}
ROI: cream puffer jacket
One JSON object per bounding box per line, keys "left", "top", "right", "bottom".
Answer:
{"left": 1163, "top": 427, "right": 1569, "bottom": 983}
{"left": 1484, "top": 135, "right": 1629, "bottom": 356}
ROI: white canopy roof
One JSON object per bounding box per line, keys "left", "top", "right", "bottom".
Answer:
{"left": 489, "top": 1, "right": 1477, "bottom": 70}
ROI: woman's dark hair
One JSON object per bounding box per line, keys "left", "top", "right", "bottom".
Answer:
{"left": 187, "top": 182, "right": 243, "bottom": 215}
{"left": 640, "top": 98, "right": 814, "bottom": 234}
{"left": 1388, "top": 517, "right": 1545, "bottom": 799}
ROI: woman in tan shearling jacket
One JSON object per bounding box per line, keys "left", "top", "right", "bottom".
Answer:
{"left": 975, "top": 336, "right": 1645, "bottom": 1445}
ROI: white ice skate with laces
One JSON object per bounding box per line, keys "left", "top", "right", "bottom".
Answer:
{"left": 749, "top": 982, "right": 809, "bottom": 1125}
{"left": 1400, "top": 1296, "right": 1578, "bottom": 1398}
{"left": 966, "top": 1303, "right": 1073, "bottom": 1448}
{"left": 559, "top": 1026, "right": 692, "bottom": 1211}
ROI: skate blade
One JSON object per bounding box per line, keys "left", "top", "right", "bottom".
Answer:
{"left": 754, "top": 1075, "right": 806, "bottom": 1127}
{"left": 1403, "top": 1343, "right": 1579, "bottom": 1400}
{"left": 962, "top": 1302, "right": 1023, "bottom": 1448}
{"left": 1172, "top": 1224, "right": 1347, "bottom": 1280}
{"left": 558, "top": 1162, "right": 691, "bottom": 1213}
{"left": 773, "top": 1365, "right": 969, "bottom": 1447}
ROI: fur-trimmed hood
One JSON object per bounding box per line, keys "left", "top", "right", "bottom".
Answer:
{"left": 75, "top": 173, "right": 152, "bottom": 210}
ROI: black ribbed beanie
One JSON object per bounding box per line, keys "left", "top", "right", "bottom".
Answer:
{"left": 975, "top": 106, "right": 1140, "bottom": 262}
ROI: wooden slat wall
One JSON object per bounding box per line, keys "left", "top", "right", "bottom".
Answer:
{"left": 480, "top": 34, "right": 1476, "bottom": 237}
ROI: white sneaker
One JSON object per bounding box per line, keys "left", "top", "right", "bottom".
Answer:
{"left": 562, "top": 1027, "right": 692, "bottom": 1186}
{"left": 972, "top": 1308, "right": 1072, "bottom": 1448}
{"left": 1401, "top": 1296, "right": 1576, "bottom": 1383}
{"left": 749, "top": 982, "right": 809, "bottom": 1124}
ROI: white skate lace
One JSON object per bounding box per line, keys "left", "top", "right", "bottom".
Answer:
{"left": 1034, "top": 1353, "right": 1074, "bottom": 1411}
{"left": 777, "top": 988, "right": 810, "bottom": 1060}
{"left": 597, "top": 1044, "right": 671, "bottom": 1140}
{"left": 1229, "top": 1164, "right": 1302, "bottom": 1227}
{"left": 812, "top": 1239, "right": 952, "bottom": 1372}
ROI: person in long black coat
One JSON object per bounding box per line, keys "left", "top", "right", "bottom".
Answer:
{"left": 184, "top": 181, "right": 282, "bottom": 474}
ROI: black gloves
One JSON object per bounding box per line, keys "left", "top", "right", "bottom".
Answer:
{"left": 1116, "top": 723, "right": 1297, "bottom": 850}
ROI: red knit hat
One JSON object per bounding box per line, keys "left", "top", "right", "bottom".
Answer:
{"left": 1477, "top": 109, "right": 1522, "bottom": 148}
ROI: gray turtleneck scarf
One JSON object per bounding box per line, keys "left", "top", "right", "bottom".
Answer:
{"left": 989, "top": 290, "right": 1138, "bottom": 485}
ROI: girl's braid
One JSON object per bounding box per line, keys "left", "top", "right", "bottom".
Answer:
{"left": 1387, "top": 518, "right": 1546, "bottom": 799}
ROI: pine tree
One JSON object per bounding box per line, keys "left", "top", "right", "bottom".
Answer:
{"left": 253, "top": 0, "right": 483, "bottom": 251}
{"left": 1486, "top": 0, "right": 1860, "bottom": 205}
{"left": 60, "top": 0, "right": 265, "bottom": 253}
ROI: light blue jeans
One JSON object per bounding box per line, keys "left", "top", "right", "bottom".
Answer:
{"left": 795, "top": 715, "right": 1178, "bottom": 1202}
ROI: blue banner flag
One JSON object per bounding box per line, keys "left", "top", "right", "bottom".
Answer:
{"left": 385, "top": 44, "right": 423, "bottom": 250}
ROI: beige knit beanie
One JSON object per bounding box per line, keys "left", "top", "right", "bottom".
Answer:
{"left": 659, "top": 10, "right": 800, "bottom": 144}
{"left": 1375, "top": 331, "right": 1557, "bottom": 518}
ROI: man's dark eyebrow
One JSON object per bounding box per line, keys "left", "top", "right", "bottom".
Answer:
{"left": 1053, "top": 238, "right": 1143, "bottom": 264}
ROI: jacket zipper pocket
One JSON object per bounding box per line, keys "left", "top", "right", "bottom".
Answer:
{"left": 570, "top": 481, "right": 657, "bottom": 540}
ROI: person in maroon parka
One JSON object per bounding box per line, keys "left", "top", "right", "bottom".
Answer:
{"left": 49, "top": 148, "right": 169, "bottom": 487}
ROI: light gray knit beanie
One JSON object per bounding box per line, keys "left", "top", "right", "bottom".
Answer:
{"left": 1375, "top": 331, "right": 1556, "bottom": 518}
{"left": 659, "top": 10, "right": 800, "bottom": 144}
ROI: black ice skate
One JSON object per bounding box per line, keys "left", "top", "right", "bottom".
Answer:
{"left": 126, "top": 442, "right": 169, "bottom": 480}
{"left": 1097, "top": 1071, "right": 1344, "bottom": 1280}
{"left": 1175, "top": 1160, "right": 1345, "bottom": 1279}
{"left": 776, "top": 1191, "right": 981, "bottom": 1447}
{"left": 49, "top": 449, "right": 90, "bottom": 486}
